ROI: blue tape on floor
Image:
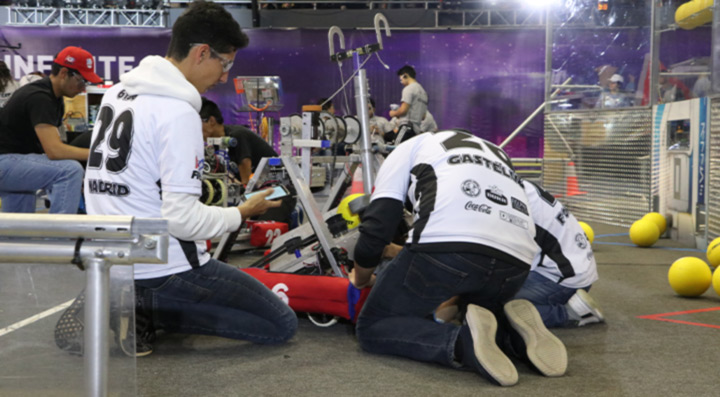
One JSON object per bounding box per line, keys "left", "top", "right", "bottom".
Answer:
{"left": 594, "top": 241, "right": 704, "bottom": 252}
{"left": 596, "top": 233, "right": 631, "bottom": 238}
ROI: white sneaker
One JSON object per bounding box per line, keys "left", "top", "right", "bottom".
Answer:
{"left": 566, "top": 289, "right": 605, "bottom": 327}
{"left": 504, "top": 299, "right": 568, "bottom": 377}
{"left": 463, "top": 304, "right": 518, "bottom": 386}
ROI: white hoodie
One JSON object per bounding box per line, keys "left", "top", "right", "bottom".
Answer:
{"left": 85, "top": 56, "right": 242, "bottom": 279}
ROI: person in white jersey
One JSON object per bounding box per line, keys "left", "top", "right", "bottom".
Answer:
{"left": 388, "top": 65, "right": 427, "bottom": 143}
{"left": 515, "top": 181, "right": 604, "bottom": 328}
{"left": 350, "top": 129, "right": 567, "bottom": 387}
{"left": 82, "top": 1, "right": 297, "bottom": 356}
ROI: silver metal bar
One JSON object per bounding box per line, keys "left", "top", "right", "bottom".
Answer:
{"left": 550, "top": 84, "right": 602, "bottom": 90}
{"left": 0, "top": 240, "right": 152, "bottom": 264}
{"left": 281, "top": 156, "right": 341, "bottom": 276}
{"left": 354, "top": 69, "right": 375, "bottom": 193}
{"left": 650, "top": 0, "right": 660, "bottom": 106}
{"left": 301, "top": 112, "right": 314, "bottom": 185}
{"left": 374, "top": 13, "right": 391, "bottom": 50}
{"left": 0, "top": 214, "right": 134, "bottom": 238}
{"left": 85, "top": 258, "right": 110, "bottom": 397}
{"left": 328, "top": 25, "right": 345, "bottom": 64}
{"left": 543, "top": 5, "right": 552, "bottom": 113}
{"left": 500, "top": 77, "right": 571, "bottom": 149}
{"left": 713, "top": 0, "right": 720, "bottom": 94}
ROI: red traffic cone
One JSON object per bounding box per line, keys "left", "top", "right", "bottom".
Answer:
{"left": 565, "top": 161, "right": 586, "bottom": 196}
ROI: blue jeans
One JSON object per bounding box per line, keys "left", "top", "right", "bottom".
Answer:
{"left": 355, "top": 248, "right": 529, "bottom": 367}
{"left": 0, "top": 153, "right": 84, "bottom": 214}
{"left": 135, "top": 259, "right": 298, "bottom": 344}
{"left": 513, "top": 271, "right": 589, "bottom": 328}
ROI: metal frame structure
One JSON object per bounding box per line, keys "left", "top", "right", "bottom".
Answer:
{"left": 7, "top": 6, "right": 167, "bottom": 27}
{"left": 0, "top": 214, "right": 168, "bottom": 397}
{"left": 434, "top": 7, "right": 545, "bottom": 28}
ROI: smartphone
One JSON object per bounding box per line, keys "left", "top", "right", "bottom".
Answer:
{"left": 243, "top": 185, "right": 290, "bottom": 201}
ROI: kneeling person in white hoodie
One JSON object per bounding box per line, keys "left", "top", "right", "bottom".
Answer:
{"left": 514, "top": 181, "right": 604, "bottom": 328}
{"left": 82, "top": 1, "right": 298, "bottom": 356}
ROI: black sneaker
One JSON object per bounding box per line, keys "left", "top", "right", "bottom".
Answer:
{"left": 54, "top": 290, "right": 86, "bottom": 356}
{"left": 503, "top": 299, "right": 567, "bottom": 377}
{"left": 116, "top": 310, "right": 155, "bottom": 358}
{"left": 459, "top": 304, "right": 518, "bottom": 386}
{"left": 116, "top": 287, "right": 155, "bottom": 358}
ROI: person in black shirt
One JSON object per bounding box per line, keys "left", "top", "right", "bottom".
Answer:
{"left": 199, "top": 97, "right": 277, "bottom": 185}
{"left": 0, "top": 46, "right": 102, "bottom": 213}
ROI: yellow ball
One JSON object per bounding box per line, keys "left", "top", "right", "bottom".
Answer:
{"left": 337, "top": 193, "right": 366, "bottom": 229}
{"left": 629, "top": 219, "right": 659, "bottom": 247}
{"left": 577, "top": 221, "right": 594, "bottom": 244}
{"left": 706, "top": 237, "right": 720, "bottom": 268}
{"left": 668, "top": 257, "right": 712, "bottom": 297}
{"left": 642, "top": 212, "right": 667, "bottom": 235}
{"left": 713, "top": 266, "right": 720, "bottom": 296}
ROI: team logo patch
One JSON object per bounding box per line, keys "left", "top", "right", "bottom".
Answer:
{"left": 461, "top": 179, "right": 481, "bottom": 197}
{"left": 575, "top": 233, "right": 588, "bottom": 249}
{"left": 465, "top": 201, "right": 491, "bottom": 214}
{"left": 499, "top": 210, "right": 528, "bottom": 230}
{"left": 191, "top": 156, "right": 204, "bottom": 180}
{"left": 511, "top": 197, "right": 528, "bottom": 215}
{"left": 86, "top": 58, "right": 93, "bottom": 69}
{"left": 65, "top": 55, "right": 75, "bottom": 65}
{"left": 485, "top": 186, "right": 508, "bottom": 205}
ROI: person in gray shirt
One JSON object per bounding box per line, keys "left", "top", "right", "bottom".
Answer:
{"left": 389, "top": 65, "right": 428, "bottom": 139}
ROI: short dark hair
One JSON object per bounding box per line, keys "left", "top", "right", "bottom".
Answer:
{"left": 200, "top": 97, "right": 224, "bottom": 124}
{"left": 368, "top": 97, "right": 376, "bottom": 108}
{"left": 167, "top": 1, "right": 249, "bottom": 61}
{"left": 397, "top": 65, "right": 416, "bottom": 79}
{"left": 50, "top": 62, "right": 78, "bottom": 77}
{"left": 318, "top": 97, "right": 333, "bottom": 111}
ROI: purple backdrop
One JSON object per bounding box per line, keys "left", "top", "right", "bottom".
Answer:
{"left": 0, "top": 26, "right": 712, "bottom": 158}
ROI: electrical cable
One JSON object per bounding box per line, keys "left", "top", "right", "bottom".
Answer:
{"left": 320, "top": 54, "right": 372, "bottom": 110}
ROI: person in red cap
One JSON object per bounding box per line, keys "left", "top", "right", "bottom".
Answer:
{"left": 0, "top": 45, "right": 102, "bottom": 214}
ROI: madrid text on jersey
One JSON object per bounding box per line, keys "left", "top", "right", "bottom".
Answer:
{"left": 87, "top": 178, "right": 131, "bottom": 197}
{"left": 447, "top": 153, "right": 524, "bottom": 187}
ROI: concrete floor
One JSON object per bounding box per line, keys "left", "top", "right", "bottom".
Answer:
{"left": 2, "top": 223, "right": 719, "bottom": 396}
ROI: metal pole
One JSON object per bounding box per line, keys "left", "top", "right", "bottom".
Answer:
{"left": 649, "top": 0, "right": 660, "bottom": 106}
{"left": 500, "top": 77, "right": 571, "bottom": 149}
{"left": 543, "top": 6, "right": 553, "bottom": 113}
{"left": 85, "top": 258, "right": 110, "bottom": 397}
{"left": 354, "top": 66, "right": 375, "bottom": 193}
{"left": 712, "top": 0, "right": 720, "bottom": 94}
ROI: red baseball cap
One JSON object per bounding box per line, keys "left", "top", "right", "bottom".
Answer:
{"left": 54, "top": 46, "right": 102, "bottom": 84}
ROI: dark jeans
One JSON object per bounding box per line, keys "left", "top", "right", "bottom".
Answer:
{"left": 514, "top": 271, "right": 590, "bottom": 328}
{"left": 355, "top": 248, "right": 529, "bottom": 367}
{"left": 136, "top": 259, "right": 297, "bottom": 344}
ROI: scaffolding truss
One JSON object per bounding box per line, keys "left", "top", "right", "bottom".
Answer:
{"left": 8, "top": 6, "right": 167, "bottom": 27}
{"left": 435, "top": 8, "right": 544, "bottom": 28}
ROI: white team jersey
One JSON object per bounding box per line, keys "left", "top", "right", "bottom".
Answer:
{"left": 372, "top": 130, "right": 537, "bottom": 265}
{"left": 84, "top": 84, "right": 209, "bottom": 279}
{"left": 524, "top": 181, "right": 598, "bottom": 288}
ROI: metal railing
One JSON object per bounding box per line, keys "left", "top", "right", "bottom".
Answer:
{"left": 0, "top": 213, "right": 168, "bottom": 397}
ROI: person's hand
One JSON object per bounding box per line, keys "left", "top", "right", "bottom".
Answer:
{"left": 238, "top": 188, "right": 282, "bottom": 219}
{"left": 349, "top": 266, "right": 376, "bottom": 289}
{"left": 389, "top": 110, "right": 397, "bottom": 118}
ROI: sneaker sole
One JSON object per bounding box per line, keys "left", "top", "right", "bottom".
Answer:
{"left": 466, "top": 304, "right": 518, "bottom": 386}
{"left": 504, "top": 299, "right": 567, "bottom": 377}
{"left": 576, "top": 290, "right": 605, "bottom": 322}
